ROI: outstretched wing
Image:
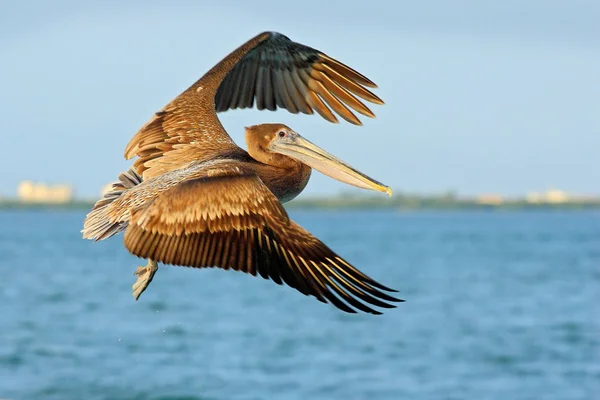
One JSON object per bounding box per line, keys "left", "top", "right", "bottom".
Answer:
{"left": 124, "top": 32, "right": 383, "bottom": 180}
{"left": 122, "top": 99, "right": 248, "bottom": 180}
{"left": 214, "top": 32, "right": 384, "bottom": 125}
{"left": 123, "top": 172, "right": 401, "bottom": 314}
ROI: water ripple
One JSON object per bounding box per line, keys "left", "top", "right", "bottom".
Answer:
{"left": 0, "top": 210, "right": 598, "bottom": 400}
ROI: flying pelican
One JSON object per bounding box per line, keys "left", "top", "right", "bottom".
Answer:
{"left": 82, "top": 31, "right": 401, "bottom": 315}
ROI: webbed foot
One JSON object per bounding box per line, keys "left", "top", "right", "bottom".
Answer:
{"left": 132, "top": 259, "right": 158, "bottom": 300}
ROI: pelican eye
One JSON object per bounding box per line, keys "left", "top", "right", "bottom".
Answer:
{"left": 278, "top": 130, "right": 286, "bottom": 138}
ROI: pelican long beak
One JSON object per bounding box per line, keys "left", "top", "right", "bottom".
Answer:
{"left": 270, "top": 134, "right": 392, "bottom": 196}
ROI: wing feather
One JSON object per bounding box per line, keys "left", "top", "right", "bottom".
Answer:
{"left": 123, "top": 31, "right": 383, "bottom": 180}
{"left": 214, "top": 32, "right": 383, "bottom": 125}
{"left": 122, "top": 173, "right": 401, "bottom": 314}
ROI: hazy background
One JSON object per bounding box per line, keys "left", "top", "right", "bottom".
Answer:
{"left": 1, "top": 0, "right": 598, "bottom": 199}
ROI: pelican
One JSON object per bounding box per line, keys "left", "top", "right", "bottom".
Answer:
{"left": 83, "top": 31, "right": 402, "bottom": 315}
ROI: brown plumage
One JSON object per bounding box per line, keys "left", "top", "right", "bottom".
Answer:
{"left": 83, "top": 32, "right": 401, "bottom": 315}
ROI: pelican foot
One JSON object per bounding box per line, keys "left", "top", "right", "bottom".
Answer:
{"left": 132, "top": 260, "right": 158, "bottom": 301}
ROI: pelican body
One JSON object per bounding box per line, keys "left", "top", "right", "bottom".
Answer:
{"left": 83, "top": 32, "right": 401, "bottom": 315}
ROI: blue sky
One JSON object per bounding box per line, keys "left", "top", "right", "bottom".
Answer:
{"left": 0, "top": 0, "right": 598, "bottom": 198}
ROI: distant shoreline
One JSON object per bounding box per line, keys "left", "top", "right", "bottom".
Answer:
{"left": 1, "top": 197, "right": 599, "bottom": 211}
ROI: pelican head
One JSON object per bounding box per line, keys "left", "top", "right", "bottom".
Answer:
{"left": 245, "top": 123, "right": 392, "bottom": 196}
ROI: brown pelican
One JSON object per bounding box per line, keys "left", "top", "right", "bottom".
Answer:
{"left": 82, "top": 31, "right": 401, "bottom": 314}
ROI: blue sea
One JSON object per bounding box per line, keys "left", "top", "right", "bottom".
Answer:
{"left": 0, "top": 210, "right": 598, "bottom": 400}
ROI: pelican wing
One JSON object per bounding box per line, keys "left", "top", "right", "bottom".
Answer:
{"left": 122, "top": 172, "right": 401, "bottom": 314}
{"left": 123, "top": 97, "right": 248, "bottom": 180}
{"left": 214, "top": 32, "right": 384, "bottom": 125}
{"left": 124, "top": 32, "right": 382, "bottom": 180}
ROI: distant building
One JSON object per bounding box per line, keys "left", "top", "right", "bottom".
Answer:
{"left": 17, "top": 181, "right": 73, "bottom": 204}
{"left": 544, "top": 189, "right": 568, "bottom": 204}
{"left": 476, "top": 194, "right": 504, "bottom": 205}
{"left": 526, "top": 189, "right": 569, "bottom": 204}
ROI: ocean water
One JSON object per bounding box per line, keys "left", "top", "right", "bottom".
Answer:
{"left": 0, "top": 209, "right": 598, "bottom": 400}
